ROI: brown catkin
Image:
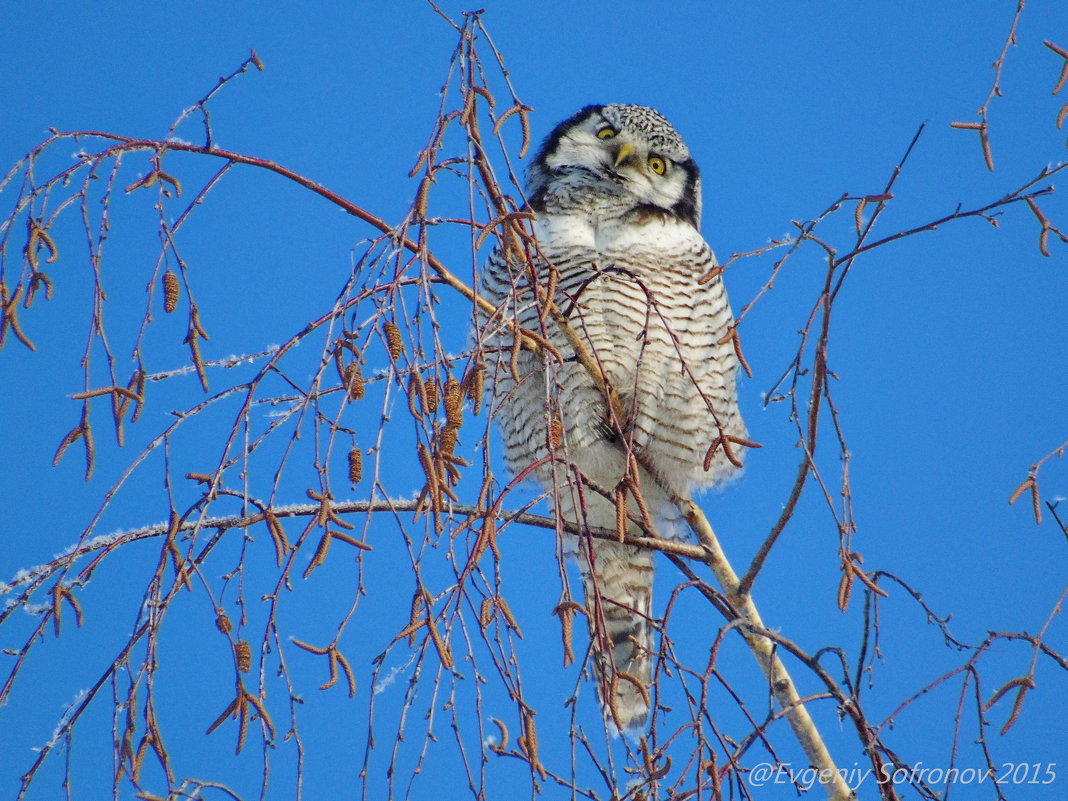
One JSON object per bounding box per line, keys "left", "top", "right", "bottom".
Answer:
{"left": 479, "top": 598, "right": 494, "bottom": 628}
{"left": 236, "top": 695, "right": 250, "bottom": 754}
{"left": 303, "top": 533, "right": 331, "bottom": 579}
{"left": 424, "top": 379, "right": 440, "bottom": 414}
{"left": 556, "top": 604, "right": 575, "bottom": 666}
{"left": 443, "top": 378, "right": 463, "bottom": 428}
{"left": 215, "top": 613, "right": 233, "bottom": 634}
{"left": 163, "top": 269, "right": 180, "bottom": 313}
{"left": 491, "top": 718, "right": 509, "bottom": 752}
{"left": 854, "top": 198, "right": 868, "bottom": 236}
{"left": 235, "top": 641, "right": 252, "bottom": 673}
{"left": 384, "top": 321, "right": 403, "bottom": 361}
{"left": 407, "top": 371, "right": 427, "bottom": 418}
{"left": 614, "top": 485, "right": 628, "bottom": 542}
{"left": 978, "top": 124, "right": 994, "bottom": 172}
{"left": 467, "top": 365, "right": 485, "bottom": 415}
{"left": 417, "top": 443, "right": 439, "bottom": 500}
{"left": 1031, "top": 481, "right": 1043, "bottom": 525}
{"left": 408, "top": 590, "right": 427, "bottom": 646}
{"left": 426, "top": 616, "right": 454, "bottom": 668}
{"left": 837, "top": 570, "right": 853, "bottom": 612}
{"left": 345, "top": 362, "right": 365, "bottom": 401}
{"left": 348, "top": 447, "right": 363, "bottom": 485}
{"left": 520, "top": 711, "right": 546, "bottom": 779}
{"left": 496, "top": 597, "right": 521, "bottom": 635}
{"left": 187, "top": 332, "right": 208, "bottom": 392}
{"left": 548, "top": 416, "right": 563, "bottom": 449}
{"left": 438, "top": 424, "right": 459, "bottom": 457}
{"left": 265, "top": 511, "right": 289, "bottom": 567}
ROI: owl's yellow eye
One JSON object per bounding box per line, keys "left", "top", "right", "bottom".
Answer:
{"left": 648, "top": 155, "right": 667, "bottom": 175}
{"left": 597, "top": 127, "right": 617, "bottom": 140}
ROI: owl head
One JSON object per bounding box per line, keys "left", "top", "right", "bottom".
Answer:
{"left": 526, "top": 104, "right": 702, "bottom": 228}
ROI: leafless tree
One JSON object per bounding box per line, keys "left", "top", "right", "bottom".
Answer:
{"left": 2, "top": 7, "right": 1065, "bottom": 801}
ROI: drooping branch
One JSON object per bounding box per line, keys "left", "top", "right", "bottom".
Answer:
{"left": 0, "top": 499, "right": 710, "bottom": 604}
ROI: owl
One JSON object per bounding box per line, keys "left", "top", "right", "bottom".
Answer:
{"left": 476, "top": 104, "right": 746, "bottom": 731}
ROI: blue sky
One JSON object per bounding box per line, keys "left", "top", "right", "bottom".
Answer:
{"left": 2, "top": 3, "right": 1067, "bottom": 800}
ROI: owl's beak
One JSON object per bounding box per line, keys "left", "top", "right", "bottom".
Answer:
{"left": 613, "top": 142, "right": 637, "bottom": 168}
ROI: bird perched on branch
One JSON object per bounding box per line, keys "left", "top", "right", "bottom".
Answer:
{"left": 477, "top": 104, "right": 747, "bottom": 731}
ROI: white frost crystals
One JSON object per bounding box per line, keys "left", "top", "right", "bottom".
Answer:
{"left": 29, "top": 689, "right": 88, "bottom": 752}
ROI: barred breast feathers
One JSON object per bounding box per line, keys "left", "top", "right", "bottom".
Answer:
{"left": 479, "top": 201, "right": 744, "bottom": 499}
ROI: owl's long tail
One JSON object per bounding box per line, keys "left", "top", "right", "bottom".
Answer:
{"left": 559, "top": 480, "right": 667, "bottom": 733}
{"left": 581, "top": 538, "right": 654, "bottom": 732}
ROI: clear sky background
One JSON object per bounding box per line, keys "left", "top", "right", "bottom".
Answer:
{"left": 2, "top": 3, "right": 1066, "bottom": 800}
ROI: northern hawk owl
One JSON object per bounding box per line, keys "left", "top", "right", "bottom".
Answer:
{"left": 477, "top": 104, "right": 746, "bottom": 731}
